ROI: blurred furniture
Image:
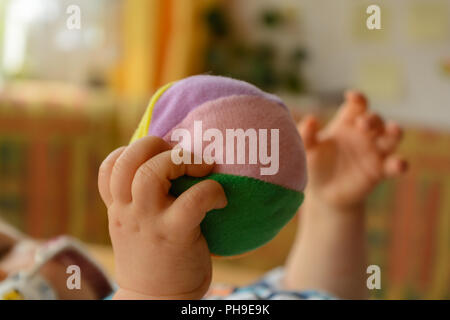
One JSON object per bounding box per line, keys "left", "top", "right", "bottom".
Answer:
{"left": 0, "top": 81, "right": 119, "bottom": 243}
{"left": 369, "top": 128, "right": 450, "bottom": 299}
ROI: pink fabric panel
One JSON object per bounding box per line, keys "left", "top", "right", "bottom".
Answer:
{"left": 162, "top": 95, "right": 307, "bottom": 192}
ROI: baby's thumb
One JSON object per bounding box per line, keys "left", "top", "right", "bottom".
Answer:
{"left": 298, "top": 115, "right": 319, "bottom": 150}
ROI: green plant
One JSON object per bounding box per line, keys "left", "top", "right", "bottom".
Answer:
{"left": 204, "top": 6, "right": 307, "bottom": 94}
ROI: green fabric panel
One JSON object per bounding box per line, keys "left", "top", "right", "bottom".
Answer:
{"left": 170, "top": 173, "right": 304, "bottom": 256}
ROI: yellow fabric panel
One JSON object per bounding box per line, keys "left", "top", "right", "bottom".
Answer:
{"left": 117, "top": 0, "right": 219, "bottom": 96}
{"left": 121, "top": 0, "right": 162, "bottom": 98}
{"left": 130, "top": 81, "right": 174, "bottom": 143}
{"left": 160, "top": 0, "right": 218, "bottom": 84}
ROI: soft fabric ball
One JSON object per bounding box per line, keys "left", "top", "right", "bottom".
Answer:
{"left": 131, "top": 75, "right": 307, "bottom": 256}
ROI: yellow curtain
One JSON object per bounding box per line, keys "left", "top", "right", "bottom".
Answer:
{"left": 116, "top": 0, "right": 217, "bottom": 100}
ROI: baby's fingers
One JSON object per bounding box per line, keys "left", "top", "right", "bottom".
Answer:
{"left": 131, "top": 149, "right": 216, "bottom": 210}
{"left": 377, "top": 122, "right": 403, "bottom": 155}
{"left": 298, "top": 115, "right": 320, "bottom": 150}
{"left": 110, "top": 136, "right": 171, "bottom": 203}
{"left": 355, "top": 113, "right": 384, "bottom": 138}
{"left": 98, "top": 147, "right": 126, "bottom": 207}
{"left": 165, "top": 179, "right": 227, "bottom": 239}
{"left": 334, "top": 91, "right": 368, "bottom": 125}
{"left": 384, "top": 155, "right": 408, "bottom": 177}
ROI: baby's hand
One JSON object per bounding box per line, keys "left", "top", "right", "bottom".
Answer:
{"left": 298, "top": 91, "right": 407, "bottom": 211}
{"left": 98, "top": 137, "right": 227, "bottom": 299}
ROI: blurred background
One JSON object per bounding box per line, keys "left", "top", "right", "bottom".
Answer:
{"left": 0, "top": 0, "right": 448, "bottom": 299}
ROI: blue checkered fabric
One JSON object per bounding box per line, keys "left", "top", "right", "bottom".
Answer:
{"left": 205, "top": 267, "right": 335, "bottom": 300}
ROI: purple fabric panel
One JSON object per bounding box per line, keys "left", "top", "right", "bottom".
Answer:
{"left": 148, "top": 75, "right": 285, "bottom": 138}
{"left": 162, "top": 95, "right": 307, "bottom": 192}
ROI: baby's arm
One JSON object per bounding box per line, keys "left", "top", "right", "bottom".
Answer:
{"left": 98, "top": 137, "right": 227, "bottom": 299}
{"left": 285, "top": 92, "right": 407, "bottom": 299}
{"left": 285, "top": 190, "right": 369, "bottom": 299}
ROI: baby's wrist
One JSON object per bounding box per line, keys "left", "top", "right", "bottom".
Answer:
{"left": 299, "top": 196, "right": 366, "bottom": 243}
{"left": 304, "top": 189, "right": 365, "bottom": 216}
{"left": 321, "top": 201, "right": 365, "bottom": 216}
{"left": 301, "top": 192, "right": 366, "bottom": 229}
{"left": 112, "top": 287, "right": 206, "bottom": 300}
{"left": 112, "top": 271, "right": 212, "bottom": 300}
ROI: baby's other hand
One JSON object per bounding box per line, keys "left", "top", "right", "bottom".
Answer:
{"left": 298, "top": 91, "right": 408, "bottom": 211}
{"left": 98, "top": 137, "right": 227, "bottom": 299}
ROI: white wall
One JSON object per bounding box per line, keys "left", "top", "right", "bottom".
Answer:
{"left": 229, "top": 0, "right": 450, "bottom": 131}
